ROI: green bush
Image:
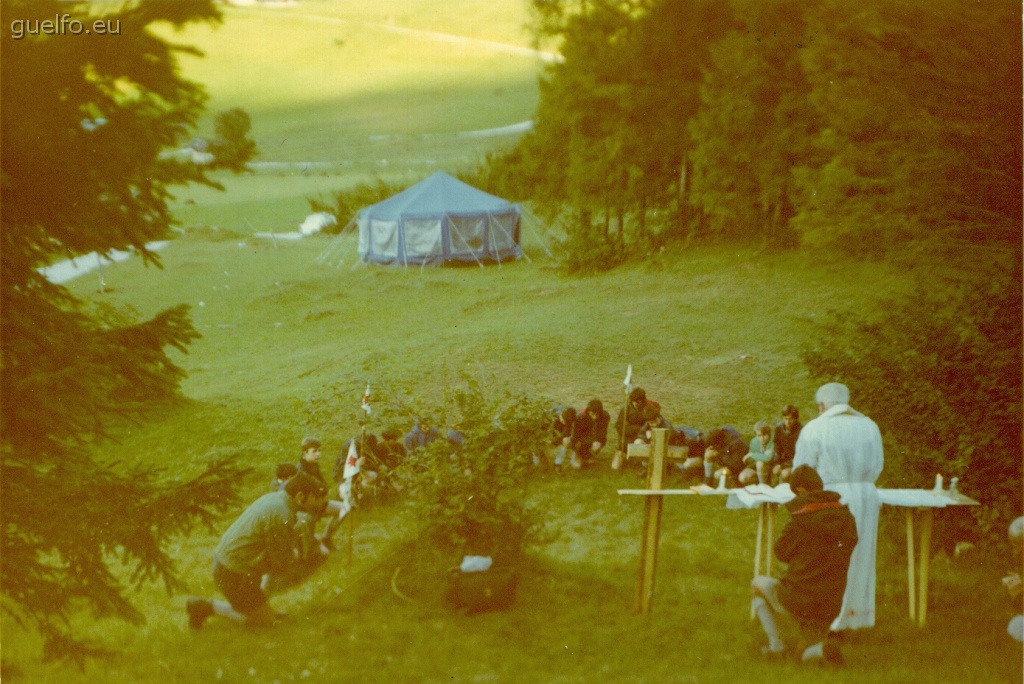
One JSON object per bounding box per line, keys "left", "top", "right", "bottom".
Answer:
{"left": 307, "top": 178, "right": 407, "bottom": 234}
{"left": 406, "top": 383, "right": 550, "bottom": 564}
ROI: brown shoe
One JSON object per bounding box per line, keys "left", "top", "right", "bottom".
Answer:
{"left": 186, "top": 597, "right": 214, "bottom": 630}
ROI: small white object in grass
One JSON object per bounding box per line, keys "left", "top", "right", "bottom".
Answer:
{"left": 460, "top": 556, "right": 492, "bottom": 573}
{"left": 198, "top": 301, "right": 205, "bottom": 307}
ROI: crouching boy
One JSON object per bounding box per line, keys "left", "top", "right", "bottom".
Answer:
{"left": 751, "top": 464, "right": 858, "bottom": 664}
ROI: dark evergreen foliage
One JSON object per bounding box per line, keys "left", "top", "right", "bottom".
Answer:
{"left": 208, "top": 107, "right": 258, "bottom": 172}
{"left": 507, "top": 0, "right": 1021, "bottom": 261}
{"left": 1, "top": 0, "right": 251, "bottom": 661}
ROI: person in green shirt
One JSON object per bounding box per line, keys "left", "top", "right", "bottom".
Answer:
{"left": 186, "top": 472, "right": 328, "bottom": 629}
{"left": 742, "top": 421, "right": 777, "bottom": 485}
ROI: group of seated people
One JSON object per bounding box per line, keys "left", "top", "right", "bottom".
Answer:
{"left": 551, "top": 387, "right": 803, "bottom": 488}
{"left": 269, "top": 420, "right": 457, "bottom": 559}
{"left": 545, "top": 399, "right": 612, "bottom": 470}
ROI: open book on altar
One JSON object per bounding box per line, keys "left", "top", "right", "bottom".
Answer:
{"left": 742, "top": 483, "right": 794, "bottom": 502}
{"left": 725, "top": 483, "right": 796, "bottom": 509}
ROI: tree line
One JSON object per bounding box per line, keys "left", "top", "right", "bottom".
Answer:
{"left": 482, "top": 0, "right": 1021, "bottom": 269}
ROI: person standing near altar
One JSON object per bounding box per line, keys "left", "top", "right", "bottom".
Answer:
{"left": 793, "top": 382, "right": 884, "bottom": 633}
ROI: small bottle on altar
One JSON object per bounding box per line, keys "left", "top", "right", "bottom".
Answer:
{"left": 949, "top": 477, "right": 959, "bottom": 495}
{"left": 933, "top": 473, "right": 944, "bottom": 492}
{"left": 717, "top": 473, "right": 727, "bottom": 491}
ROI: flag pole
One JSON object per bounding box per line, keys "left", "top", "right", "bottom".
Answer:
{"left": 348, "top": 426, "right": 363, "bottom": 568}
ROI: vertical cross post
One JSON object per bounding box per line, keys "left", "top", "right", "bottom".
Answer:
{"left": 634, "top": 428, "right": 668, "bottom": 614}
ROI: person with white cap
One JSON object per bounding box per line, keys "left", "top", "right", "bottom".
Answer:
{"left": 793, "top": 382, "right": 884, "bottom": 634}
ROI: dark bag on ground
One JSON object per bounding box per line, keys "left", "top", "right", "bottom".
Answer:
{"left": 444, "top": 566, "right": 519, "bottom": 614}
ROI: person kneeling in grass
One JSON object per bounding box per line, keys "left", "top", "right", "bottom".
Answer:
{"left": 751, "top": 464, "right": 858, "bottom": 664}
{"left": 186, "top": 472, "right": 329, "bottom": 630}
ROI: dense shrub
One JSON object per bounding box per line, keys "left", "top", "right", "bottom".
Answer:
{"left": 308, "top": 178, "right": 407, "bottom": 234}
{"left": 803, "top": 262, "right": 1023, "bottom": 540}
{"left": 406, "top": 383, "right": 550, "bottom": 564}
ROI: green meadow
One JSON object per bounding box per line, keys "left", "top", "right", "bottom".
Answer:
{"left": 4, "top": 2, "right": 1020, "bottom": 682}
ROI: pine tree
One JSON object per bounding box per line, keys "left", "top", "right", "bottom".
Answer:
{"left": 1, "top": 0, "right": 250, "bottom": 661}
{"left": 209, "top": 107, "right": 258, "bottom": 172}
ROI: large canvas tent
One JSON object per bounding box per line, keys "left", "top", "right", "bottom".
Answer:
{"left": 356, "top": 171, "right": 522, "bottom": 266}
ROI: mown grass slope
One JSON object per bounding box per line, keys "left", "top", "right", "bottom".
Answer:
{"left": 4, "top": 1, "right": 1020, "bottom": 682}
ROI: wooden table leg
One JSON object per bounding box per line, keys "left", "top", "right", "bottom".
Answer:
{"left": 918, "top": 507, "right": 933, "bottom": 627}
{"left": 751, "top": 504, "right": 765, "bottom": 620}
{"left": 906, "top": 508, "right": 916, "bottom": 623}
{"left": 754, "top": 504, "right": 765, "bottom": 577}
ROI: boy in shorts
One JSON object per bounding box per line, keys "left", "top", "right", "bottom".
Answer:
{"left": 750, "top": 464, "right": 858, "bottom": 663}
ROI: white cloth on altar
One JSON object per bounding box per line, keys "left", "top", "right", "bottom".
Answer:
{"left": 794, "top": 403, "right": 884, "bottom": 631}
{"left": 877, "top": 489, "right": 952, "bottom": 507}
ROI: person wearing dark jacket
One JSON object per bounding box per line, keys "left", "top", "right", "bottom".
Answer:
{"left": 570, "top": 399, "right": 610, "bottom": 469}
{"left": 611, "top": 388, "right": 668, "bottom": 469}
{"left": 293, "top": 437, "right": 348, "bottom": 555}
{"left": 750, "top": 464, "right": 858, "bottom": 664}
{"left": 772, "top": 405, "right": 803, "bottom": 483}
{"left": 702, "top": 426, "right": 749, "bottom": 486}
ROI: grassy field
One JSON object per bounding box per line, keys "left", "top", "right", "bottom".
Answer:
{"left": 8, "top": 233, "right": 1019, "bottom": 683}
{"left": 162, "top": 1, "right": 543, "bottom": 167}
{"left": 4, "top": 2, "right": 1021, "bottom": 682}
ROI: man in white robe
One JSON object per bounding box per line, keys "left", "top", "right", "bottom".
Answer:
{"left": 793, "top": 382, "right": 884, "bottom": 632}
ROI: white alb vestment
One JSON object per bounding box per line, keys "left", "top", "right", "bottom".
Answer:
{"left": 793, "top": 403, "right": 884, "bottom": 630}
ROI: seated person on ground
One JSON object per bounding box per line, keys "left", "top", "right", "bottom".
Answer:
{"left": 377, "top": 428, "right": 408, "bottom": 470}
{"left": 336, "top": 433, "right": 400, "bottom": 503}
{"left": 700, "top": 426, "right": 750, "bottom": 487}
{"left": 446, "top": 424, "right": 466, "bottom": 448}
{"left": 772, "top": 404, "right": 802, "bottom": 483}
{"left": 612, "top": 388, "right": 669, "bottom": 469}
{"left": 742, "top": 421, "right": 776, "bottom": 486}
{"left": 672, "top": 427, "right": 706, "bottom": 478}
{"left": 548, "top": 406, "right": 576, "bottom": 468}
{"left": 570, "top": 399, "right": 610, "bottom": 469}
{"left": 750, "top": 464, "right": 858, "bottom": 664}
{"left": 405, "top": 417, "right": 440, "bottom": 452}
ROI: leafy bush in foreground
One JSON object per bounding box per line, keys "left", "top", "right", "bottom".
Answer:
{"left": 407, "top": 384, "right": 550, "bottom": 564}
